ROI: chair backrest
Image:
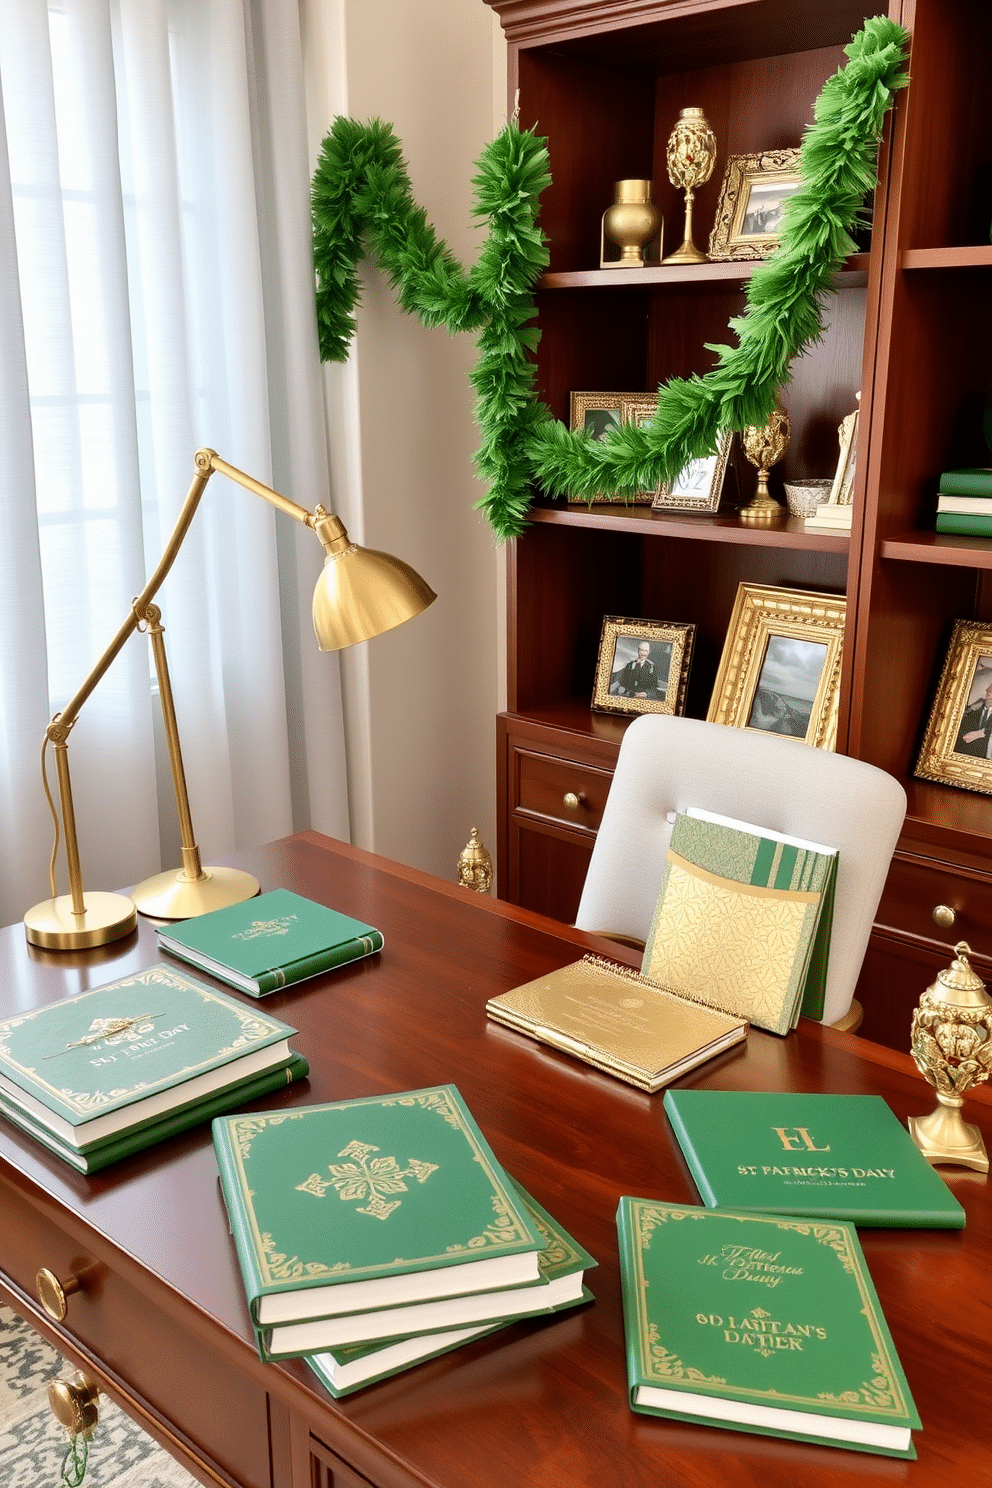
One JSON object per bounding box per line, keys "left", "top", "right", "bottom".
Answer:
{"left": 574, "top": 714, "right": 907, "bottom": 1026}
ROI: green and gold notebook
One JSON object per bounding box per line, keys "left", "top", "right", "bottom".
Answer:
{"left": 301, "top": 1180, "right": 595, "bottom": 1381}
{"left": 642, "top": 808, "right": 837, "bottom": 1034}
{"left": 213, "top": 1085, "right": 544, "bottom": 1348}
{"left": 158, "top": 887, "right": 383, "bottom": 996}
{"left": 0, "top": 964, "right": 303, "bottom": 1170}
{"left": 617, "top": 1198, "right": 921, "bottom": 1457}
{"left": 663, "top": 1090, "right": 965, "bottom": 1228}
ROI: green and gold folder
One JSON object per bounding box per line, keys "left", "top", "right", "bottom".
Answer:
{"left": 486, "top": 955, "right": 747, "bottom": 1092}
{"left": 617, "top": 1198, "right": 921, "bottom": 1457}
{"left": 158, "top": 887, "right": 383, "bottom": 996}
{"left": 663, "top": 1090, "right": 965, "bottom": 1228}
{"left": 0, "top": 964, "right": 301, "bottom": 1162}
{"left": 642, "top": 808, "right": 837, "bottom": 1034}
{"left": 299, "top": 1181, "right": 595, "bottom": 1378}
{"left": 213, "top": 1085, "right": 544, "bottom": 1344}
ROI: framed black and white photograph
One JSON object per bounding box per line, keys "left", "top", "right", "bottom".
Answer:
{"left": 708, "top": 149, "right": 802, "bottom": 262}
{"left": 916, "top": 621, "right": 992, "bottom": 795}
{"left": 707, "top": 583, "right": 846, "bottom": 750}
{"left": 592, "top": 615, "right": 695, "bottom": 717}
{"left": 568, "top": 392, "right": 655, "bottom": 504}
{"left": 651, "top": 429, "right": 733, "bottom": 512}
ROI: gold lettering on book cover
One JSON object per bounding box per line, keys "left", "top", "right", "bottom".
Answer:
{"left": 233, "top": 914, "right": 298, "bottom": 941}
{"left": 296, "top": 1140, "right": 438, "bottom": 1220}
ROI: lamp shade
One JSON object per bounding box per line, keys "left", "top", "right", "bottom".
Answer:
{"left": 312, "top": 541, "right": 437, "bottom": 650}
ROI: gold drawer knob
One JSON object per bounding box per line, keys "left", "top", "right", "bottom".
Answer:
{"left": 36, "top": 1267, "right": 82, "bottom": 1322}
{"left": 48, "top": 1372, "right": 100, "bottom": 1436}
{"left": 563, "top": 791, "right": 585, "bottom": 810}
{"left": 933, "top": 904, "right": 957, "bottom": 930}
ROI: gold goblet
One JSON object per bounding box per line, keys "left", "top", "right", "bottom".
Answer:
{"left": 662, "top": 107, "right": 717, "bottom": 265}
{"left": 740, "top": 404, "right": 790, "bottom": 519}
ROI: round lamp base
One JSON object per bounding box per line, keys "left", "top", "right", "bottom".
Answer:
{"left": 24, "top": 892, "right": 138, "bottom": 951}
{"left": 131, "top": 866, "right": 260, "bottom": 921}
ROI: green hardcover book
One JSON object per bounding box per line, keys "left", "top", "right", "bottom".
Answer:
{"left": 642, "top": 808, "right": 837, "bottom": 1034}
{"left": 663, "top": 1090, "right": 965, "bottom": 1228}
{"left": 302, "top": 1181, "right": 595, "bottom": 1388}
{"left": 0, "top": 964, "right": 300, "bottom": 1157}
{"left": 213, "top": 1085, "right": 544, "bottom": 1345}
{"left": 935, "top": 511, "right": 992, "bottom": 536}
{"left": 158, "top": 888, "right": 383, "bottom": 996}
{"left": 938, "top": 466, "right": 992, "bottom": 497}
{"left": 617, "top": 1198, "right": 921, "bottom": 1457}
{"left": 0, "top": 1053, "right": 308, "bottom": 1174}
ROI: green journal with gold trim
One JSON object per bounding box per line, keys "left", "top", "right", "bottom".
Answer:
{"left": 617, "top": 1198, "right": 920, "bottom": 1457}
{"left": 642, "top": 808, "right": 837, "bottom": 1034}
{"left": 213, "top": 1085, "right": 544, "bottom": 1342}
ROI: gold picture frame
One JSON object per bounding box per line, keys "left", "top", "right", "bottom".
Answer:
{"left": 708, "top": 149, "right": 802, "bottom": 262}
{"left": 915, "top": 620, "right": 992, "bottom": 796}
{"left": 592, "top": 615, "right": 695, "bottom": 717}
{"left": 651, "top": 429, "right": 733, "bottom": 513}
{"left": 706, "top": 583, "right": 846, "bottom": 750}
{"left": 568, "top": 392, "right": 657, "bottom": 504}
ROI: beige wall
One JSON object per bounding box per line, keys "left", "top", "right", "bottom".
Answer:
{"left": 301, "top": 1, "right": 506, "bottom": 884}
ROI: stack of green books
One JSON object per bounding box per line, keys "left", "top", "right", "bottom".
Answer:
{"left": 0, "top": 964, "right": 308, "bottom": 1173}
{"left": 212, "top": 1084, "right": 595, "bottom": 1388}
{"left": 935, "top": 466, "right": 992, "bottom": 535}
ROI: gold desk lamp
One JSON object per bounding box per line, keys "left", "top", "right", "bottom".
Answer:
{"left": 24, "top": 448, "right": 436, "bottom": 951}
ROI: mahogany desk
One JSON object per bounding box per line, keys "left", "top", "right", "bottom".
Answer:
{"left": 1, "top": 831, "right": 989, "bottom": 1488}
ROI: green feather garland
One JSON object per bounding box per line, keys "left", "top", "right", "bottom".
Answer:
{"left": 311, "top": 17, "right": 909, "bottom": 540}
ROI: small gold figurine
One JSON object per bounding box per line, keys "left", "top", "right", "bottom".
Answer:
{"left": 908, "top": 941, "right": 992, "bottom": 1171}
{"left": 740, "top": 402, "right": 791, "bottom": 519}
{"left": 457, "top": 828, "right": 494, "bottom": 895}
{"left": 600, "top": 180, "right": 662, "bottom": 268}
{"left": 662, "top": 107, "right": 717, "bottom": 265}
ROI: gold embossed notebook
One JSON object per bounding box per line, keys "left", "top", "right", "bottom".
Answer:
{"left": 485, "top": 956, "right": 747, "bottom": 1091}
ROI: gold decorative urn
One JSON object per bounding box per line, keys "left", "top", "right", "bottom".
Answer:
{"left": 908, "top": 941, "right": 992, "bottom": 1171}
{"left": 601, "top": 180, "right": 662, "bottom": 268}
{"left": 662, "top": 107, "right": 717, "bottom": 265}
{"left": 740, "top": 403, "right": 791, "bottom": 519}
{"left": 457, "top": 828, "right": 494, "bottom": 894}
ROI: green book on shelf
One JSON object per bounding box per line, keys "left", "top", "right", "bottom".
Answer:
{"left": 935, "top": 511, "right": 992, "bottom": 536}
{"left": 303, "top": 1180, "right": 595, "bottom": 1390}
{"left": 617, "top": 1197, "right": 921, "bottom": 1458}
{"left": 0, "top": 964, "right": 303, "bottom": 1170}
{"left": 663, "top": 1090, "right": 965, "bottom": 1228}
{"left": 642, "top": 808, "right": 837, "bottom": 1034}
{"left": 158, "top": 887, "right": 383, "bottom": 996}
{"left": 213, "top": 1085, "right": 544, "bottom": 1349}
{"left": 938, "top": 466, "right": 992, "bottom": 497}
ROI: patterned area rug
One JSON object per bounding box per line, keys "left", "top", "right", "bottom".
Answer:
{"left": 0, "top": 1304, "right": 197, "bottom": 1488}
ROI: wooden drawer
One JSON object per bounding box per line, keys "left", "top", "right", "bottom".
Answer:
{"left": 513, "top": 748, "right": 613, "bottom": 834}
{"left": 876, "top": 855, "right": 992, "bottom": 955}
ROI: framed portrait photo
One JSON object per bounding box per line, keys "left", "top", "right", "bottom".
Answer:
{"left": 569, "top": 392, "right": 657, "bottom": 504}
{"left": 915, "top": 620, "right": 992, "bottom": 795}
{"left": 592, "top": 615, "right": 695, "bottom": 718}
{"left": 706, "top": 583, "right": 846, "bottom": 750}
{"left": 708, "top": 149, "right": 802, "bottom": 262}
{"left": 651, "top": 429, "right": 733, "bottom": 513}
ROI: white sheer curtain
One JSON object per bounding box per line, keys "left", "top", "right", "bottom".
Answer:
{"left": 0, "top": 0, "right": 349, "bottom": 928}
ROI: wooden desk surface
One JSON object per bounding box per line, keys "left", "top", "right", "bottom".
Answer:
{"left": 1, "top": 832, "right": 989, "bottom": 1488}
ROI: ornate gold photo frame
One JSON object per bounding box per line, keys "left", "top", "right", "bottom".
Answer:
{"left": 706, "top": 583, "right": 846, "bottom": 750}
{"left": 592, "top": 615, "right": 695, "bottom": 717}
{"left": 569, "top": 392, "right": 656, "bottom": 504}
{"left": 708, "top": 149, "right": 802, "bottom": 262}
{"left": 915, "top": 620, "right": 992, "bottom": 796}
{"left": 651, "top": 429, "right": 733, "bottom": 512}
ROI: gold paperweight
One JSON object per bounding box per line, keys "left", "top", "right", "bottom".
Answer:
{"left": 908, "top": 940, "right": 992, "bottom": 1171}
{"left": 457, "top": 827, "right": 493, "bottom": 894}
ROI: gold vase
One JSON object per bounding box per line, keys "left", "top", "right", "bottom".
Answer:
{"left": 601, "top": 180, "right": 661, "bottom": 268}
{"left": 662, "top": 107, "right": 717, "bottom": 265}
{"left": 908, "top": 941, "right": 992, "bottom": 1171}
{"left": 740, "top": 404, "right": 790, "bottom": 519}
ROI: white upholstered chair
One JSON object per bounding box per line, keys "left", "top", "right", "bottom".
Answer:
{"left": 573, "top": 714, "right": 907, "bottom": 1029}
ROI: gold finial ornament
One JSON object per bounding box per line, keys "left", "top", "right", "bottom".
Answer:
{"left": 740, "top": 403, "right": 791, "bottom": 519}
{"left": 457, "top": 828, "right": 494, "bottom": 894}
{"left": 908, "top": 941, "right": 992, "bottom": 1171}
{"left": 601, "top": 180, "right": 662, "bottom": 268}
{"left": 662, "top": 107, "right": 717, "bottom": 265}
